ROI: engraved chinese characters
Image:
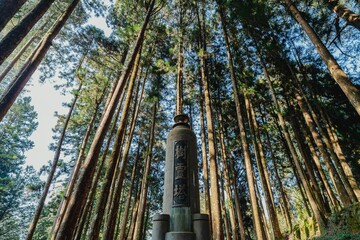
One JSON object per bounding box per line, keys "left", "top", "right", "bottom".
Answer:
{"left": 173, "top": 140, "right": 189, "bottom": 206}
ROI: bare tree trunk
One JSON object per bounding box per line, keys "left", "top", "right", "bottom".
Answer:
{"left": 102, "top": 61, "right": 145, "bottom": 239}
{"left": 320, "top": 108, "right": 360, "bottom": 200}
{"left": 198, "top": 76, "right": 211, "bottom": 216}
{"left": 117, "top": 138, "right": 142, "bottom": 240}
{"left": 0, "top": 0, "right": 56, "bottom": 65}
{"left": 295, "top": 92, "right": 353, "bottom": 206}
{"left": 50, "top": 78, "right": 107, "bottom": 238}
{"left": 133, "top": 102, "right": 157, "bottom": 240}
{"left": 0, "top": 0, "right": 28, "bottom": 32}
{"left": 88, "top": 50, "right": 142, "bottom": 240}
{"left": 260, "top": 111, "right": 293, "bottom": 231}
{"left": 126, "top": 185, "right": 141, "bottom": 240}
{"left": 283, "top": 0, "right": 360, "bottom": 115}
{"left": 247, "top": 98, "right": 285, "bottom": 239}
{"left": 326, "top": 0, "right": 360, "bottom": 30}
{"left": 197, "top": 7, "right": 223, "bottom": 238}
{"left": 0, "top": 36, "right": 37, "bottom": 83}
{"left": 220, "top": 174, "right": 231, "bottom": 240}
{"left": 0, "top": 0, "right": 80, "bottom": 121}
{"left": 26, "top": 82, "right": 82, "bottom": 240}
{"left": 175, "top": 0, "right": 184, "bottom": 115}
{"left": 54, "top": 2, "right": 155, "bottom": 238}
{"left": 261, "top": 58, "right": 327, "bottom": 232}
{"left": 216, "top": 103, "right": 238, "bottom": 240}
{"left": 217, "top": 4, "right": 264, "bottom": 238}
{"left": 287, "top": 109, "right": 328, "bottom": 213}
{"left": 71, "top": 90, "right": 125, "bottom": 240}
{"left": 297, "top": 115, "right": 341, "bottom": 211}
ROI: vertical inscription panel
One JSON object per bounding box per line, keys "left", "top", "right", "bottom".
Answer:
{"left": 173, "top": 140, "right": 189, "bottom": 207}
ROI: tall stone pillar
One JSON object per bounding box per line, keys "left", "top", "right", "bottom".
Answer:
{"left": 151, "top": 114, "right": 211, "bottom": 240}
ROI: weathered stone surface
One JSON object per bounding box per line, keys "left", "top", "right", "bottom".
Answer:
{"left": 193, "top": 214, "right": 211, "bottom": 240}
{"left": 152, "top": 214, "right": 170, "bottom": 240}
{"left": 165, "top": 232, "right": 196, "bottom": 240}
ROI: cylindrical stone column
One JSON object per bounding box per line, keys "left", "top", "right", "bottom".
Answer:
{"left": 163, "top": 114, "right": 200, "bottom": 232}
{"left": 151, "top": 214, "right": 170, "bottom": 240}
{"left": 193, "top": 213, "right": 211, "bottom": 240}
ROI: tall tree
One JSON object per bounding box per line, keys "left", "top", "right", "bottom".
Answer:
{"left": 283, "top": 0, "right": 360, "bottom": 115}
{"left": 0, "top": 0, "right": 81, "bottom": 121}
{"left": 54, "top": 1, "right": 155, "bottom": 238}
{"left": 0, "top": 0, "right": 56, "bottom": 65}
{"left": 0, "top": 0, "right": 28, "bottom": 32}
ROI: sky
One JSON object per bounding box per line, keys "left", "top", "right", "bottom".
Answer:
{"left": 24, "top": 13, "right": 112, "bottom": 171}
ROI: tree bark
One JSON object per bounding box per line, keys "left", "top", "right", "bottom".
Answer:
{"left": 295, "top": 92, "right": 353, "bottom": 206}
{"left": 0, "top": 36, "right": 37, "bottom": 83}
{"left": 195, "top": 0, "right": 211, "bottom": 219}
{"left": 0, "top": 0, "right": 28, "bottom": 32}
{"left": 259, "top": 54, "right": 327, "bottom": 232}
{"left": 197, "top": 3, "right": 223, "bottom": 238}
{"left": 217, "top": 4, "right": 264, "bottom": 238}
{"left": 283, "top": 0, "right": 360, "bottom": 115}
{"left": 88, "top": 50, "right": 142, "bottom": 240}
{"left": 297, "top": 115, "right": 341, "bottom": 211}
{"left": 247, "top": 99, "right": 283, "bottom": 239}
{"left": 132, "top": 102, "right": 157, "bottom": 240}
{"left": 175, "top": 0, "right": 184, "bottom": 115}
{"left": 71, "top": 90, "right": 125, "bottom": 240}
{"left": 117, "top": 139, "right": 142, "bottom": 240}
{"left": 54, "top": 2, "right": 154, "bottom": 238}
{"left": 320, "top": 107, "right": 360, "bottom": 201}
{"left": 216, "top": 104, "right": 238, "bottom": 240}
{"left": 0, "top": 0, "right": 56, "bottom": 66}
{"left": 326, "top": 0, "right": 360, "bottom": 30}
{"left": 102, "top": 59, "right": 144, "bottom": 239}
{"left": 26, "top": 82, "right": 82, "bottom": 240}
{"left": 0, "top": 0, "right": 80, "bottom": 121}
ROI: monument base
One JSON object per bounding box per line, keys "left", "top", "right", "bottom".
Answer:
{"left": 151, "top": 213, "right": 211, "bottom": 240}
{"left": 165, "top": 232, "right": 196, "bottom": 240}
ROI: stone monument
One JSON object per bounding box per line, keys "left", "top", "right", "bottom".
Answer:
{"left": 151, "top": 114, "right": 211, "bottom": 240}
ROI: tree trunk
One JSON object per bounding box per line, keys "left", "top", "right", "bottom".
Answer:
{"left": 50, "top": 97, "right": 100, "bottom": 238}
{"left": 217, "top": 4, "right": 264, "bottom": 238}
{"left": 287, "top": 108, "right": 328, "bottom": 213}
{"left": 0, "top": 36, "right": 37, "bottom": 83}
{"left": 102, "top": 60, "right": 144, "bottom": 240}
{"left": 0, "top": 0, "right": 80, "bottom": 121}
{"left": 320, "top": 107, "right": 360, "bottom": 200}
{"left": 283, "top": 0, "right": 360, "bottom": 115}
{"left": 295, "top": 92, "right": 353, "bottom": 206}
{"left": 261, "top": 58, "right": 327, "bottom": 233}
{"left": 197, "top": 4, "right": 223, "bottom": 238}
{"left": 71, "top": 90, "right": 125, "bottom": 240}
{"left": 175, "top": 1, "right": 184, "bottom": 115}
{"left": 0, "top": 0, "right": 28, "bottom": 32}
{"left": 198, "top": 76, "right": 211, "bottom": 216}
{"left": 117, "top": 139, "right": 142, "bottom": 240}
{"left": 262, "top": 120, "right": 293, "bottom": 231}
{"left": 54, "top": 2, "right": 154, "bottom": 238}
{"left": 26, "top": 82, "right": 82, "bottom": 240}
{"left": 297, "top": 115, "right": 341, "bottom": 211}
{"left": 247, "top": 99, "right": 283, "bottom": 239}
{"left": 0, "top": 0, "right": 56, "bottom": 66}
{"left": 132, "top": 101, "right": 157, "bottom": 240}
{"left": 216, "top": 104, "right": 238, "bottom": 240}
{"left": 88, "top": 50, "right": 142, "bottom": 240}
{"left": 126, "top": 185, "right": 141, "bottom": 240}
{"left": 326, "top": 0, "right": 360, "bottom": 30}
{"left": 220, "top": 175, "right": 231, "bottom": 240}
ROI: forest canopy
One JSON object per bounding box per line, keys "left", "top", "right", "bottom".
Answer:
{"left": 0, "top": 0, "right": 359, "bottom": 239}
